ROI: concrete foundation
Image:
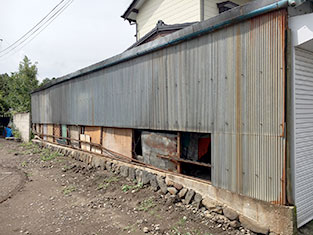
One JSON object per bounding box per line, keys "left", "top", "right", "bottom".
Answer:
{"left": 33, "top": 140, "right": 296, "bottom": 235}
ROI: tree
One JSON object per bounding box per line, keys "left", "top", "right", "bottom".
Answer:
{"left": 39, "top": 77, "right": 55, "bottom": 88}
{"left": 0, "top": 56, "right": 39, "bottom": 115}
{"left": 0, "top": 73, "right": 10, "bottom": 115}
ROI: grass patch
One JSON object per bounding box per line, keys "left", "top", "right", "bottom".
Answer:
{"left": 137, "top": 197, "right": 156, "bottom": 212}
{"left": 97, "top": 176, "right": 119, "bottom": 190}
{"left": 63, "top": 185, "right": 76, "bottom": 195}
{"left": 20, "top": 142, "right": 35, "bottom": 149}
{"left": 40, "top": 149, "right": 63, "bottom": 161}
{"left": 20, "top": 142, "right": 43, "bottom": 155}
{"left": 121, "top": 182, "right": 143, "bottom": 192}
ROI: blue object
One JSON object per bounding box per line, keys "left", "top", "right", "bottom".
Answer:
{"left": 4, "top": 127, "right": 13, "bottom": 138}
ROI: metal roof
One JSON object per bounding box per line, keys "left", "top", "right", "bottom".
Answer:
{"left": 127, "top": 20, "right": 197, "bottom": 50}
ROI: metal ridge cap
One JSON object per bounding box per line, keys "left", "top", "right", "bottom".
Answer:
{"left": 31, "top": 0, "right": 290, "bottom": 94}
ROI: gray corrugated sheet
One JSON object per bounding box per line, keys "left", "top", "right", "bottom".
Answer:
{"left": 31, "top": 9, "right": 287, "bottom": 203}
{"left": 294, "top": 47, "right": 313, "bottom": 227}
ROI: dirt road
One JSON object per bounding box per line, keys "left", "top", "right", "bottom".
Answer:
{"left": 0, "top": 138, "right": 244, "bottom": 235}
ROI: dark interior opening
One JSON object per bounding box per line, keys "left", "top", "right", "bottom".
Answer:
{"left": 0, "top": 116, "right": 10, "bottom": 137}
{"left": 180, "top": 132, "right": 212, "bottom": 181}
{"left": 133, "top": 129, "right": 142, "bottom": 157}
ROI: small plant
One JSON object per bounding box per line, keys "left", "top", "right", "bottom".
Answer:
{"left": 12, "top": 127, "right": 21, "bottom": 139}
{"left": 122, "top": 182, "right": 143, "bottom": 192}
{"left": 137, "top": 197, "right": 156, "bottom": 212}
{"left": 97, "top": 176, "right": 119, "bottom": 190}
{"left": 20, "top": 142, "right": 34, "bottom": 149}
{"left": 21, "top": 161, "right": 27, "bottom": 167}
{"left": 63, "top": 185, "right": 76, "bottom": 195}
{"left": 40, "top": 149, "right": 62, "bottom": 161}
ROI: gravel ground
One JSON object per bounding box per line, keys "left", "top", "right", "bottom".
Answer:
{"left": 0, "top": 138, "right": 311, "bottom": 235}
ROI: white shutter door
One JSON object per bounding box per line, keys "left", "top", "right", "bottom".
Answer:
{"left": 295, "top": 47, "right": 313, "bottom": 227}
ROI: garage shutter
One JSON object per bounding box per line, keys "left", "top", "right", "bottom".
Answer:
{"left": 294, "top": 47, "right": 313, "bottom": 227}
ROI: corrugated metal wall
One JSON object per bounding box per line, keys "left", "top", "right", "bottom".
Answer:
{"left": 31, "top": 10, "right": 286, "bottom": 203}
{"left": 294, "top": 47, "right": 313, "bottom": 227}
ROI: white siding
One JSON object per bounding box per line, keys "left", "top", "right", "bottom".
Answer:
{"left": 294, "top": 47, "right": 313, "bottom": 227}
{"left": 204, "top": 0, "right": 252, "bottom": 20}
{"left": 136, "top": 0, "right": 201, "bottom": 39}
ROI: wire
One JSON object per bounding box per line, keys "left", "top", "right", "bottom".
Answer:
{"left": 0, "top": 0, "right": 72, "bottom": 58}
{"left": 0, "top": 0, "right": 66, "bottom": 54}
{"left": 0, "top": 0, "right": 73, "bottom": 59}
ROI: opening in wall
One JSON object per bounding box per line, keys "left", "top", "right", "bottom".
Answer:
{"left": 180, "top": 132, "right": 211, "bottom": 181}
{"left": 133, "top": 129, "right": 211, "bottom": 181}
{"left": 133, "top": 130, "right": 142, "bottom": 159}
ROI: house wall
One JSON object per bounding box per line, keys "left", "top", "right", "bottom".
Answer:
{"left": 136, "top": 0, "right": 201, "bottom": 39}
{"left": 31, "top": 9, "right": 287, "bottom": 204}
{"left": 203, "top": 0, "right": 251, "bottom": 20}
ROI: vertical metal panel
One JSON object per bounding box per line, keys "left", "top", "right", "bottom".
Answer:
{"left": 294, "top": 47, "right": 313, "bottom": 227}
{"left": 31, "top": 10, "right": 286, "bottom": 203}
{"left": 211, "top": 10, "right": 286, "bottom": 203}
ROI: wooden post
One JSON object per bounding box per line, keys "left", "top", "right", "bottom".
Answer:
{"left": 177, "top": 132, "right": 181, "bottom": 173}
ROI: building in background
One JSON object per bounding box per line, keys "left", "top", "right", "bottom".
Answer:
{"left": 31, "top": 0, "right": 313, "bottom": 232}
{"left": 122, "top": 0, "right": 252, "bottom": 40}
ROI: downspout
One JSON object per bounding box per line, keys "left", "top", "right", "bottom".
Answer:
{"left": 200, "top": 0, "right": 205, "bottom": 21}
{"left": 32, "top": 0, "right": 302, "bottom": 93}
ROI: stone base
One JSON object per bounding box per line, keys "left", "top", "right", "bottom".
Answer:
{"left": 32, "top": 140, "right": 296, "bottom": 235}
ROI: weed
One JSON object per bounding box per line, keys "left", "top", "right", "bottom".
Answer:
{"left": 137, "top": 197, "right": 156, "bottom": 212}
{"left": 178, "top": 217, "right": 187, "bottom": 227}
{"left": 25, "top": 172, "right": 32, "bottom": 177}
{"left": 63, "top": 185, "right": 76, "bottom": 195}
{"left": 40, "top": 150, "right": 62, "bottom": 161}
{"left": 121, "top": 182, "right": 143, "bottom": 192}
{"left": 21, "top": 161, "right": 27, "bottom": 167}
{"left": 97, "top": 176, "right": 119, "bottom": 190}
{"left": 20, "top": 142, "right": 35, "bottom": 149}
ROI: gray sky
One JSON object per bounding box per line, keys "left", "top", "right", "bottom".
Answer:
{"left": 0, "top": 0, "right": 135, "bottom": 81}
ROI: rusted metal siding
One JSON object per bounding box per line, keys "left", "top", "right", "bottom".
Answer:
{"left": 141, "top": 132, "right": 178, "bottom": 172}
{"left": 212, "top": 10, "right": 286, "bottom": 203}
{"left": 31, "top": 10, "right": 286, "bottom": 203}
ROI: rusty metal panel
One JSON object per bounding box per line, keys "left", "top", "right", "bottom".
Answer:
{"left": 212, "top": 134, "right": 285, "bottom": 203}
{"left": 141, "top": 132, "right": 178, "bottom": 172}
{"left": 30, "top": 10, "right": 287, "bottom": 203}
{"left": 211, "top": 10, "right": 287, "bottom": 203}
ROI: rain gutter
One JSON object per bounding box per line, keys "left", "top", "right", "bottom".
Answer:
{"left": 32, "top": 0, "right": 297, "bottom": 94}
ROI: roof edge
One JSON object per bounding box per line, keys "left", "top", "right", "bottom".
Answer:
{"left": 32, "top": 0, "right": 290, "bottom": 94}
